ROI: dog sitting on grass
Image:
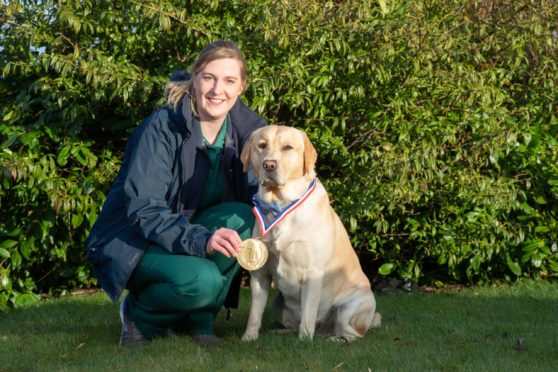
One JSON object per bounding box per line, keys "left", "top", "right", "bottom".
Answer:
{"left": 240, "top": 125, "right": 381, "bottom": 342}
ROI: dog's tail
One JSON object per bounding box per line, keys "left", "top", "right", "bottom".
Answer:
{"left": 370, "top": 312, "right": 382, "bottom": 329}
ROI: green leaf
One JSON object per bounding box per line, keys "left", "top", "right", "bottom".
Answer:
{"left": 57, "top": 146, "right": 71, "bottom": 166}
{"left": 10, "top": 250, "right": 22, "bottom": 269}
{"left": 19, "top": 131, "right": 40, "bottom": 147}
{"left": 531, "top": 256, "right": 543, "bottom": 268}
{"left": 506, "top": 254, "right": 522, "bottom": 276}
{"left": 19, "top": 238, "right": 34, "bottom": 260}
{"left": 0, "top": 240, "right": 17, "bottom": 250}
{"left": 4, "top": 228, "right": 21, "bottom": 237}
{"left": 522, "top": 241, "right": 545, "bottom": 253}
{"left": 0, "top": 248, "right": 10, "bottom": 258}
{"left": 1, "top": 275, "right": 10, "bottom": 289}
{"left": 3, "top": 111, "right": 14, "bottom": 121}
{"left": 378, "top": 263, "right": 394, "bottom": 276}
{"left": 73, "top": 147, "right": 87, "bottom": 165}
{"left": 535, "top": 196, "right": 547, "bottom": 204}
{"left": 349, "top": 216, "right": 357, "bottom": 233}
{"left": 470, "top": 255, "right": 481, "bottom": 271}
{"left": 12, "top": 293, "right": 41, "bottom": 308}
{"left": 71, "top": 214, "right": 84, "bottom": 228}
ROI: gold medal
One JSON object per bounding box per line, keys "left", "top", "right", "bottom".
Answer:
{"left": 237, "top": 238, "right": 268, "bottom": 271}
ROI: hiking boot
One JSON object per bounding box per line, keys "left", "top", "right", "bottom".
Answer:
{"left": 119, "top": 294, "right": 149, "bottom": 346}
{"left": 191, "top": 333, "right": 222, "bottom": 347}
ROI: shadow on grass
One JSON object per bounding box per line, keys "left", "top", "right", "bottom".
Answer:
{"left": 1, "top": 280, "right": 557, "bottom": 371}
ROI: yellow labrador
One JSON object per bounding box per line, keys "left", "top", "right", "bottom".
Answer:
{"left": 240, "top": 125, "right": 381, "bottom": 341}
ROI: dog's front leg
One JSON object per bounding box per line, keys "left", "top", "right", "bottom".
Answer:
{"left": 299, "top": 270, "right": 323, "bottom": 340}
{"left": 242, "top": 269, "right": 271, "bottom": 341}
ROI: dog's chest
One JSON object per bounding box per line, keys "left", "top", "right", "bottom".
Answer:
{"left": 264, "top": 235, "right": 310, "bottom": 295}
{"left": 272, "top": 260, "right": 303, "bottom": 297}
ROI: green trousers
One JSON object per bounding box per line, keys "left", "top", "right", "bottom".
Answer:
{"left": 126, "top": 202, "right": 254, "bottom": 338}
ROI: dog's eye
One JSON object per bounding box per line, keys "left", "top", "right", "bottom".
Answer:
{"left": 282, "top": 145, "right": 293, "bottom": 151}
{"left": 257, "top": 142, "right": 267, "bottom": 150}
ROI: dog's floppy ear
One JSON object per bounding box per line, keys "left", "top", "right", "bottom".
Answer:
{"left": 241, "top": 133, "right": 254, "bottom": 172}
{"left": 301, "top": 131, "right": 317, "bottom": 175}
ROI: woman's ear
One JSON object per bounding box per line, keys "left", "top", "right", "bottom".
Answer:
{"left": 301, "top": 131, "right": 317, "bottom": 175}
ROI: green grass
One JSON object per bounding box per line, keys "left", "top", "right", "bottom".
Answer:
{"left": 1, "top": 280, "right": 557, "bottom": 372}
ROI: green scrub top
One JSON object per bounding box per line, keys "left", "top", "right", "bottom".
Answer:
{"left": 198, "top": 119, "right": 227, "bottom": 209}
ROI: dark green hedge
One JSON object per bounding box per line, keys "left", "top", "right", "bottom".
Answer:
{"left": 1, "top": 0, "right": 557, "bottom": 308}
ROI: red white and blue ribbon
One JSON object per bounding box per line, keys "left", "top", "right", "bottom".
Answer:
{"left": 252, "top": 178, "right": 317, "bottom": 237}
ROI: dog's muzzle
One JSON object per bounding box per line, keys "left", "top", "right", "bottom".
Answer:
{"left": 260, "top": 159, "right": 280, "bottom": 188}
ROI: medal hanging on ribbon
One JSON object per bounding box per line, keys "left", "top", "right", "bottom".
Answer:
{"left": 252, "top": 179, "right": 317, "bottom": 237}
{"left": 237, "top": 238, "right": 268, "bottom": 271}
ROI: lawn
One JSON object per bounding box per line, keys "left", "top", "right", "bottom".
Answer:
{"left": 1, "top": 280, "right": 557, "bottom": 371}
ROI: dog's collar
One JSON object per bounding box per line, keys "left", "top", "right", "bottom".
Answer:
{"left": 252, "top": 178, "right": 317, "bottom": 237}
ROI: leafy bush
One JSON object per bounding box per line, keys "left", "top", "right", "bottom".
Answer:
{"left": 1, "top": 0, "right": 557, "bottom": 308}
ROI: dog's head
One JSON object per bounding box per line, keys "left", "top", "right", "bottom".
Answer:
{"left": 241, "top": 125, "right": 317, "bottom": 190}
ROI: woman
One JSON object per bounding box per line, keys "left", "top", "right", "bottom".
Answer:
{"left": 86, "top": 41, "right": 266, "bottom": 346}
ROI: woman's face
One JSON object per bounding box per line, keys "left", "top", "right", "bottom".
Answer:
{"left": 192, "top": 57, "right": 245, "bottom": 124}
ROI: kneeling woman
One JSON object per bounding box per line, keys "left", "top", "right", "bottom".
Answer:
{"left": 86, "top": 41, "right": 266, "bottom": 346}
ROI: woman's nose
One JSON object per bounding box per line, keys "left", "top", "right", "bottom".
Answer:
{"left": 211, "top": 80, "right": 224, "bottom": 94}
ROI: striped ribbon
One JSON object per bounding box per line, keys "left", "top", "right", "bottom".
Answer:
{"left": 252, "top": 178, "right": 317, "bottom": 237}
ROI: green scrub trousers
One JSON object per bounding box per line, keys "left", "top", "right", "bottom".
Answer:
{"left": 126, "top": 201, "right": 254, "bottom": 338}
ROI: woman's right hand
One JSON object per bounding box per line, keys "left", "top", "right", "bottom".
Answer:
{"left": 206, "top": 228, "right": 242, "bottom": 257}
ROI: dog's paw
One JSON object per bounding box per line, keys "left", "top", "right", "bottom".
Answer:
{"left": 241, "top": 331, "right": 259, "bottom": 342}
{"left": 371, "top": 312, "right": 382, "bottom": 328}
{"left": 298, "top": 332, "right": 314, "bottom": 342}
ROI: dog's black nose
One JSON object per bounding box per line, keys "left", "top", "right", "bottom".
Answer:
{"left": 263, "top": 160, "right": 277, "bottom": 171}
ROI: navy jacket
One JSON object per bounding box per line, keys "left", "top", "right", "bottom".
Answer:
{"left": 86, "top": 92, "right": 266, "bottom": 302}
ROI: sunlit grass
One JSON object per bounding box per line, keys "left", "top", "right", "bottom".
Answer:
{"left": 1, "top": 280, "right": 557, "bottom": 371}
